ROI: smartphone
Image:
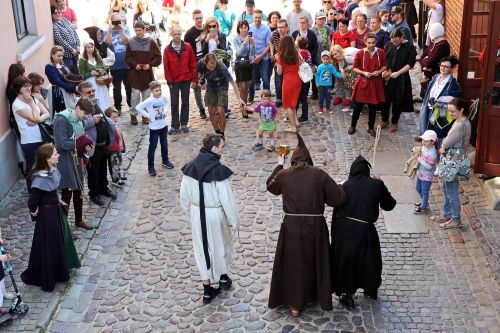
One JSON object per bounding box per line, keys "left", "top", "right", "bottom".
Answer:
{"left": 248, "top": 31, "right": 253, "bottom": 37}
{"left": 111, "top": 20, "right": 121, "bottom": 26}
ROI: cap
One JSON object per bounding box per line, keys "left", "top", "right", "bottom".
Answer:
{"left": 82, "top": 37, "right": 95, "bottom": 47}
{"left": 321, "top": 50, "right": 330, "bottom": 58}
{"left": 245, "top": 0, "right": 255, "bottom": 6}
{"left": 391, "top": 6, "right": 403, "bottom": 14}
{"left": 315, "top": 10, "right": 326, "bottom": 19}
{"left": 429, "top": 23, "right": 445, "bottom": 41}
{"left": 419, "top": 130, "right": 437, "bottom": 142}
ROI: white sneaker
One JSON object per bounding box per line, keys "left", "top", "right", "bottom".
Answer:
{"left": 4, "top": 292, "right": 16, "bottom": 300}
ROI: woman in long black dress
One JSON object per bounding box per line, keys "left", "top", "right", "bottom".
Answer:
{"left": 21, "top": 144, "right": 70, "bottom": 292}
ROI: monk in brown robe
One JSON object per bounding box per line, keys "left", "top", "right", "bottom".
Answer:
{"left": 266, "top": 133, "right": 346, "bottom": 317}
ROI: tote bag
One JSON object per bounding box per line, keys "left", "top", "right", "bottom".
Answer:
{"left": 298, "top": 52, "right": 313, "bottom": 83}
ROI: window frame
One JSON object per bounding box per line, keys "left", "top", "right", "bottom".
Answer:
{"left": 12, "top": 0, "right": 28, "bottom": 40}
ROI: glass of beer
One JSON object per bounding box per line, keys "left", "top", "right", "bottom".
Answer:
{"left": 275, "top": 144, "right": 290, "bottom": 156}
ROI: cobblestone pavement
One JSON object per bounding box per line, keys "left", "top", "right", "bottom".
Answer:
{"left": 38, "top": 70, "right": 498, "bottom": 332}
{"left": 0, "top": 109, "right": 148, "bottom": 331}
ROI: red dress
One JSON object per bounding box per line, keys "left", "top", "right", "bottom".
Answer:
{"left": 352, "top": 48, "right": 387, "bottom": 105}
{"left": 277, "top": 58, "right": 302, "bottom": 109}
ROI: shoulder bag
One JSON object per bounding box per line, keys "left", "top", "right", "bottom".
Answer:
{"left": 298, "top": 52, "right": 313, "bottom": 83}
{"left": 438, "top": 124, "right": 471, "bottom": 182}
{"left": 235, "top": 42, "right": 252, "bottom": 71}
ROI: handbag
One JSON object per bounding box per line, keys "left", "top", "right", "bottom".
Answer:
{"left": 298, "top": 52, "right": 313, "bottom": 83}
{"left": 438, "top": 124, "right": 471, "bottom": 182}
{"left": 38, "top": 121, "right": 54, "bottom": 143}
{"left": 235, "top": 44, "right": 252, "bottom": 70}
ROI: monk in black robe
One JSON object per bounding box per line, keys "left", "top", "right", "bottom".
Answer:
{"left": 381, "top": 28, "right": 417, "bottom": 132}
{"left": 267, "top": 134, "right": 345, "bottom": 317}
{"left": 331, "top": 156, "right": 396, "bottom": 307}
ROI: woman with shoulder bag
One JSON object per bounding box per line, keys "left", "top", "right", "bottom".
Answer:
{"left": 430, "top": 98, "right": 471, "bottom": 229}
{"left": 45, "top": 46, "right": 79, "bottom": 113}
{"left": 232, "top": 20, "right": 255, "bottom": 118}
{"left": 11, "top": 76, "right": 50, "bottom": 187}
{"left": 79, "top": 39, "right": 112, "bottom": 111}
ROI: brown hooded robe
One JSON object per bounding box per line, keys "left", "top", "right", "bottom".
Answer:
{"left": 266, "top": 134, "right": 346, "bottom": 311}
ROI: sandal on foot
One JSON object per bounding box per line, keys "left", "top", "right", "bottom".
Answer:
{"left": 439, "top": 220, "right": 461, "bottom": 229}
{"left": 430, "top": 215, "right": 449, "bottom": 223}
{"left": 289, "top": 306, "right": 301, "bottom": 318}
{"left": 284, "top": 127, "right": 297, "bottom": 133}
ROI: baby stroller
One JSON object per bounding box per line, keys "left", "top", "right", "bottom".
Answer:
{"left": 0, "top": 245, "right": 29, "bottom": 326}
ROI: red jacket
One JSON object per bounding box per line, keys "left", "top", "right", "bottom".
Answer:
{"left": 163, "top": 41, "right": 197, "bottom": 84}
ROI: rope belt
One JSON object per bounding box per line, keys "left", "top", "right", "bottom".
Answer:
{"left": 281, "top": 212, "right": 325, "bottom": 220}
{"left": 344, "top": 217, "right": 371, "bottom": 224}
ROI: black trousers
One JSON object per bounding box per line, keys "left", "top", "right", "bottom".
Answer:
{"left": 169, "top": 81, "right": 191, "bottom": 129}
{"left": 382, "top": 85, "right": 403, "bottom": 125}
{"left": 110, "top": 69, "right": 132, "bottom": 112}
{"left": 351, "top": 103, "right": 378, "bottom": 129}
{"left": 87, "top": 145, "right": 109, "bottom": 197}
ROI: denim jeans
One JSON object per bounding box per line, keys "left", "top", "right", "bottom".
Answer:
{"left": 416, "top": 178, "right": 432, "bottom": 209}
{"left": 441, "top": 180, "right": 461, "bottom": 223}
{"left": 274, "top": 67, "right": 283, "bottom": 104}
{"left": 169, "top": 81, "right": 191, "bottom": 129}
{"left": 110, "top": 69, "right": 132, "bottom": 112}
{"left": 296, "top": 82, "right": 310, "bottom": 119}
{"left": 249, "top": 59, "right": 270, "bottom": 101}
{"left": 130, "top": 88, "right": 151, "bottom": 116}
{"left": 318, "top": 86, "right": 332, "bottom": 109}
{"left": 148, "top": 126, "right": 169, "bottom": 169}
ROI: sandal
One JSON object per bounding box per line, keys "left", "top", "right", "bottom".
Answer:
{"left": 284, "top": 127, "right": 297, "bottom": 133}
{"left": 439, "top": 220, "right": 461, "bottom": 229}
{"left": 430, "top": 215, "right": 449, "bottom": 223}
{"left": 289, "top": 306, "right": 301, "bottom": 318}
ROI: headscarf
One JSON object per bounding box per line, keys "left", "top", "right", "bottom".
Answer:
{"left": 291, "top": 133, "right": 314, "bottom": 166}
{"left": 429, "top": 23, "right": 445, "bottom": 42}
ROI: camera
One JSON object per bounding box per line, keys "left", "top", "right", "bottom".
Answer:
{"left": 111, "top": 20, "right": 121, "bottom": 27}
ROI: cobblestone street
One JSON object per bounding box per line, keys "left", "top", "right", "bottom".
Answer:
{"left": 39, "top": 79, "right": 500, "bottom": 332}
{"left": 0, "top": 72, "right": 498, "bottom": 332}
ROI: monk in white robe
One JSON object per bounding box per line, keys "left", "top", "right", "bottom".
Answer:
{"left": 180, "top": 134, "right": 240, "bottom": 304}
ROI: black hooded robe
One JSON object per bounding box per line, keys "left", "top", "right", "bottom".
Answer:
{"left": 330, "top": 156, "right": 396, "bottom": 297}
{"left": 267, "top": 134, "right": 346, "bottom": 311}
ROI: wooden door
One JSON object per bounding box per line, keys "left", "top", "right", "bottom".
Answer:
{"left": 475, "top": 1, "right": 500, "bottom": 175}
{"left": 458, "top": 0, "right": 492, "bottom": 100}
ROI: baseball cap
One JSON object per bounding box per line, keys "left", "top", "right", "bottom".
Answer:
{"left": 245, "top": 0, "right": 255, "bottom": 6}
{"left": 315, "top": 10, "right": 326, "bottom": 19}
{"left": 321, "top": 50, "right": 330, "bottom": 58}
{"left": 391, "top": 6, "right": 403, "bottom": 14}
{"left": 419, "top": 130, "right": 437, "bottom": 142}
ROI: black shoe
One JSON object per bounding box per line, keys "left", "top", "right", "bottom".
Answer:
{"left": 339, "top": 293, "right": 355, "bottom": 308}
{"left": 161, "top": 161, "right": 174, "bottom": 169}
{"left": 120, "top": 175, "right": 128, "bottom": 180}
{"left": 219, "top": 276, "right": 232, "bottom": 290}
{"left": 90, "top": 195, "right": 104, "bottom": 206}
{"left": 199, "top": 111, "right": 207, "bottom": 119}
{"left": 363, "top": 290, "right": 377, "bottom": 300}
{"left": 298, "top": 116, "right": 308, "bottom": 123}
{"left": 101, "top": 189, "right": 117, "bottom": 200}
{"left": 203, "top": 286, "right": 221, "bottom": 304}
{"left": 149, "top": 168, "right": 157, "bottom": 176}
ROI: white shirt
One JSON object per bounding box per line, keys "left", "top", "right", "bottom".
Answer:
{"left": 428, "top": 74, "right": 451, "bottom": 106}
{"left": 286, "top": 9, "right": 313, "bottom": 34}
{"left": 12, "top": 97, "right": 43, "bottom": 144}
{"left": 135, "top": 95, "right": 169, "bottom": 130}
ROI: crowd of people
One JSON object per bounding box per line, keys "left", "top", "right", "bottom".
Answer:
{"left": 1, "top": 0, "right": 475, "bottom": 319}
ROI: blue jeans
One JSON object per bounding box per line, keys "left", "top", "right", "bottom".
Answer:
{"left": 274, "top": 67, "right": 282, "bottom": 104}
{"left": 148, "top": 126, "right": 169, "bottom": 169}
{"left": 318, "top": 86, "right": 332, "bottom": 109}
{"left": 441, "top": 180, "right": 461, "bottom": 223}
{"left": 249, "top": 59, "right": 270, "bottom": 101}
{"left": 416, "top": 178, "right": 432, "bottom": 209}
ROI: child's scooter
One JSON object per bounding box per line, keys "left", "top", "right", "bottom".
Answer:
{"left": 0, "top": 245, "right": 29, "bottom": 326}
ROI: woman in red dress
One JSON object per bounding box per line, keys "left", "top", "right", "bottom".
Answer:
{"left": 332, "top": 19, "right": 356, "bottom": 49}
{"left": 349, "top": 32, "right": 387, "bottom": 137}
{"left": 276, "top": 35, "right": 302, "bottom": 133}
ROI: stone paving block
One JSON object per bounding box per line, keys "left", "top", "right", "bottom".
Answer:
{"left": 383, "top": 204, "right": 429, "bottom": 234}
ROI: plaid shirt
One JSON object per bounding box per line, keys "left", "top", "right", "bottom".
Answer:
{"left": 52, "top": 17, "right": 80, "bottom": 58}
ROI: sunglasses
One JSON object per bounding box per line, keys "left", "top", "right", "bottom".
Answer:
{"left": 207, "top": 24, "right": 217, "bottom": 29}
{"left": 84, "top": 89, "right": 96, "bottom": 94}
{"left": 323, "top": 0, "right": 331, "bottom": 2}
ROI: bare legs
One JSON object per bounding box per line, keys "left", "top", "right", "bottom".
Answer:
{"left": 285, "top": 108, "right": 297, "bottom": 132}
{"left": 208, "top": 106, "right": 226, "bottom": 134}
{"left": 238, "top": 81, "right": 250, "bottom": 117}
